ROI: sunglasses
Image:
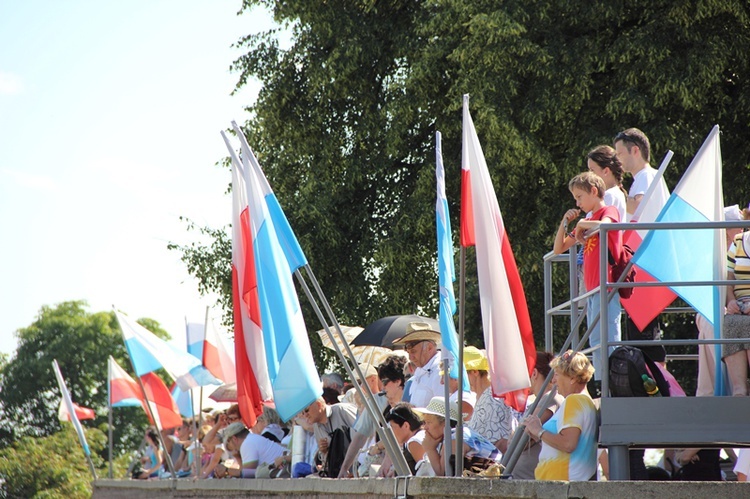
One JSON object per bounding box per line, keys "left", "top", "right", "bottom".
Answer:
{"left": 380, "top": 378, "right": 394, "bottom": 387}
{"left": 404, "top": 340, "right": 425, "bottom": 352}
{"left": 387, "top": 408, "right": 407, "bottom": 425}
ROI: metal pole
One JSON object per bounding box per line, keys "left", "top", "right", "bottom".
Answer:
{"left": 442, "top": 360, "right": 452, "bottom": 477}
{"left": 295, "top": 266, "right": 411, "bottom": 477}
{"left": 456, "top": 246, "right": 466, "bottom": 477}
{"left": 108, "top": 358, "right": 113, "bottom": 479}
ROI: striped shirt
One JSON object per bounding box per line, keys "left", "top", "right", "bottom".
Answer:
{"left": 727, "top": 232, "right": 750, "bottom": 299}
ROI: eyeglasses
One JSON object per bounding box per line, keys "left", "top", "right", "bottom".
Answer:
{"left": 404, "top": 341, "right": 425, "bottom": 352}
{"left": 380, "top": 378, "right": 393, "bottom": 387}
{"left": 227, "top": 414, "right": 240, "bottom": 422}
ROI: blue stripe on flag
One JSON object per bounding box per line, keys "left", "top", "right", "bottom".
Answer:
{"left": 633, "top": 195, "right": 716, "bottom": 322}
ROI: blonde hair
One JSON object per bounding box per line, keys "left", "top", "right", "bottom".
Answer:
{"left": 551, "top": 350, "right": 595, "bottom": 385}
{"left": 568, "top": 172, "right": 606, "bottom": 199}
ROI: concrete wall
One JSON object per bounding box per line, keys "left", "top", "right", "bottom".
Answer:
{"left": 93, "top": 477, "right": 750, "bottom": 499}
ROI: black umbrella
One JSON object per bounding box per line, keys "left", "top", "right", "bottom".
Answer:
{"left": 350, "top": 314, "right": 440, "bottom": 348}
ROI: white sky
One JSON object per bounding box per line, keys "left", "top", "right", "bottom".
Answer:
{"left": 0, "top": 1, "right": 274, "bottom": 355}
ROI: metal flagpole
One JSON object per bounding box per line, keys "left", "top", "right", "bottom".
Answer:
{"left": 108, "top": 357, "right": 114, "bottom": 479}
{"left": 295, "top": 266, "right": 411, "bottom": 477}
{"left": 456, "top": 246, "right": 467, "bottom": 477}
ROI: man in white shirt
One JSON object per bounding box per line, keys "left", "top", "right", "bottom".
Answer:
{"left": 392, "top": 322, "right": 442, "bottom": 408}
{"left": 613, "top": 127, "right": 655, "bottom": 222}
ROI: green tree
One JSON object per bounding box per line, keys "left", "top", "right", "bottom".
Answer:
{"left": 0, "top": 301, "right": 168, "bottom": 456}
{"left": 0, "top": 424, "right": 114, "bottom": 498}
{"left": 173, "top": 1, "right": 750, "bottom": 382}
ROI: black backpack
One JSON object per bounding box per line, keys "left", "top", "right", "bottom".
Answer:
{"left": 608, "top": 346, "right": 670, "bottom": 397}
{"left": 322, "top": 426, "right": 351, "bottom": 478}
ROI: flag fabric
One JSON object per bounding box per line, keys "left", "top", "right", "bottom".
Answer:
{"left": 226, "top": 131, "right": 271, "bottom": 428}
{"left": 170, "top": 383, "right": 195, "bottom": 419}
{"left": 52, "top": 360, "right": 93, "bottom": 458}
{"left": 203, "top": 318, "right": 236, "bottom": 385}
{"left": 620, "top": 153, "right": 678, "bottom": 331}
{"left": 632, "top": 125, "right": 724, "bottom": 327}
{"left": 462, "top": 95, "right": 536, "bottom": 411}
{"left": 460, "top": 124, "right": 475, "bottom": 248}
{"left": 116, "top": 310, "right": 219, "bottom": 390}
{"left": 58, "top": 398, "right": 95, "bottom": 421}
{"left": 223, "top": 125, "right": 322, "bottom": 423}
{"left": 186, "top": 322, "right": 205, "bottom": 361}
{"left": 108, "top": 355, "right": 144, "bottom": 407}
{"left": 436, "top": 131, "right": 469, "bottom": 391}
{"left": 141, "top": 372, "right": 184, "bottom": 430}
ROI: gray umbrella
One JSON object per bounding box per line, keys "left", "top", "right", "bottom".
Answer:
{"left": 349, "top": 314, "right": 440, "bottom": 348}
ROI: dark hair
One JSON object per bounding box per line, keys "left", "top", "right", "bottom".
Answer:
{"left": 535, "top": 351, "right": 555, "bottom": 378}
{"left": 614, "top": 127, "right": 650, "bottom": 162}
{"left": 322, "top": 386, "right": 341, "bottom": 405}
{"left": 588, "top": 145, "right": 624, "bottom": 183}
{"left": 385, "top": 402, "right": 423, "bottom": 431}
{"left": 146, "top": 428, "right": 160, "bottom": 448}
{"left": 377, "top": 355, "right": 407, "bottom": 387}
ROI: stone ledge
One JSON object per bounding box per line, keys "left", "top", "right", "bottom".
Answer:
{"left": 93, "top": 477, "right": 750, "bottom": 499}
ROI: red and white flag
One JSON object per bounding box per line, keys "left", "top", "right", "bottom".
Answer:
{"left": 203, "top": 318, "right": 236, "bottom": 385}
{"left": 140, "top": 372, "right": 183, "bottom": 430}
{"left": 58, "top": 398, "right": 95, "bottom": 421}
{"left": 223, "top": 132, "right": 268, "bottom": 427}
{"left": 462, "top": 95, "right": 536, "bottom": 411}
{"left": 108, "top": 355, "right": 144, "bottom": 408}
{"left": 621, "top": 153, "right": 677, "bottom": 331}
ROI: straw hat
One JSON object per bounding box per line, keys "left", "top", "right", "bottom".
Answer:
{"left": 415, "top": 396, "right": 459, "bottom": 422}
{"left": 355, "top": 363, "right": 378, "bottom": 382}
{"left": 391, "top": 322, "right": 441, "bottom": 346}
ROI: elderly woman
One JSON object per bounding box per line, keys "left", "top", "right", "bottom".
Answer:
{"left": 419, "top": 396, "right": 500, "bottom": 476}
{"left": 523, "top": 350, "right": 597, "bottom": 481}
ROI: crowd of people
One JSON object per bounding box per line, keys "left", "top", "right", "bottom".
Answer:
{"left": 132, "top": 127, "right": 750, "bottom": 482}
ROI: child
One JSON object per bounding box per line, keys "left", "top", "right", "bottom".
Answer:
{"left": 553, "top": 172, "right": 623, "bottom": 378}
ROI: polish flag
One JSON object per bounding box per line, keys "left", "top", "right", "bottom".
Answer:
{"left": 108, "top": 356, "right": 144, "bottom": 408}
{"left": 203, "top": 319, "right": 236, "bottom": 385}
{"left": 140, "top": 372, "right": 183, "bottom": 430}
{"left": 58, "top": 398, "right": 95, "bottom": 421}
{"left": 462, "top": 95, "right": 536, "bottom": 411}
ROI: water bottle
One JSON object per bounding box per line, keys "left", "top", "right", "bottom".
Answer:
{"left": 642, "top": 374, "right": 661, "bottom": 397}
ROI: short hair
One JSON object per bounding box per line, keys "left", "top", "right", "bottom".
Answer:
{"left": 385, "top": 402, "right": 423, "bottom": 431}
{"left": 551, "top": 350, "right": 595, "bottom": 385}
{"left": 535, "top": 351, "right": 555, "bottom": 378}
{"left": 569, "top": 172, "right": 606, "bottom": 199}
{"left": 322, "top": 372, "right": 345, "bottom": 393}
{"left": 321, "top": 387, "right": 341, "bottom": 405}
{"left": 613, "top": 127, "right": 650, "bottom": 162}
{"left": 378, "top": 355, "right": 407, "bottom": 387}
{"left": 587, "top": 145, "right": 624, "bottom": 186}
{"left": 259, "top": 406, "right": 283, "bottom": 427}
{"left": 227, "top": 404, "right": 240, "bottom": 417}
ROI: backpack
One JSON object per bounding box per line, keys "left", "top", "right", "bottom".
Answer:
{"left": 321, "top": 426, "right": 351, "bottom": 478}
{"left": 609, "top": 244, "right": 636, "bottom": 299}
{"left": 608, "top": 346, "right": 670, "bottom": 397}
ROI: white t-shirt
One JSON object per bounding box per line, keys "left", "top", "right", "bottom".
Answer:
{"left": 239, "top": 433, "right": 286, "bottom": 467}
{"left": 408, "top": 353, "right": 443, "bottom": 408}
{"left": 734, "top": 448, "right": 750, "bottom": 478}
{"left": 627, "top": 166, "right": 657, "bottom": 222}
{"left": 604, "top": 185, "right": 626, "bottom": 224}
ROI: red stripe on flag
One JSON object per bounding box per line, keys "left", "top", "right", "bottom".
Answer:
{"left": 621, "top": 229, "right": 677, "bottom": 331}
{"left": 232, "top": 266, "right": 264, "bottom": 428}
{"left": 140, "top": 372, "right": 183, "bottom": 430}
{"left": 500, "top": 233, "right": 536, "bottom": 412}
{"left": 460, "top": 167, "right": 475, "bottom": 247}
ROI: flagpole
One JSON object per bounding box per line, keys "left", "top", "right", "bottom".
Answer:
{"left": 52, "top": 360, "right": 98, "bottom": 480}
{"left": 196, "top": 306, "right": 211, "bottom": 480}
{"left": 458, "top": 245, "right": 466, "bottom": 477}
{"left": 115, "top": 306, "right": 177, "bottom": 478}
{"left": 295, "top": 266, "right": 411, "bottom": 477}
{"left": 108, "top": 357, "right": 114, "bottom": 479}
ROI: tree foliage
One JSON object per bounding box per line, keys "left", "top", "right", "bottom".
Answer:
{"left": 0, "top": 301, "right": 168, "bottom": 455}
{"left": 173, "top": 1, "right": 750, "bottom": 379}
{"left": 0, "top": 424, "right": 120, "bottom": 498}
